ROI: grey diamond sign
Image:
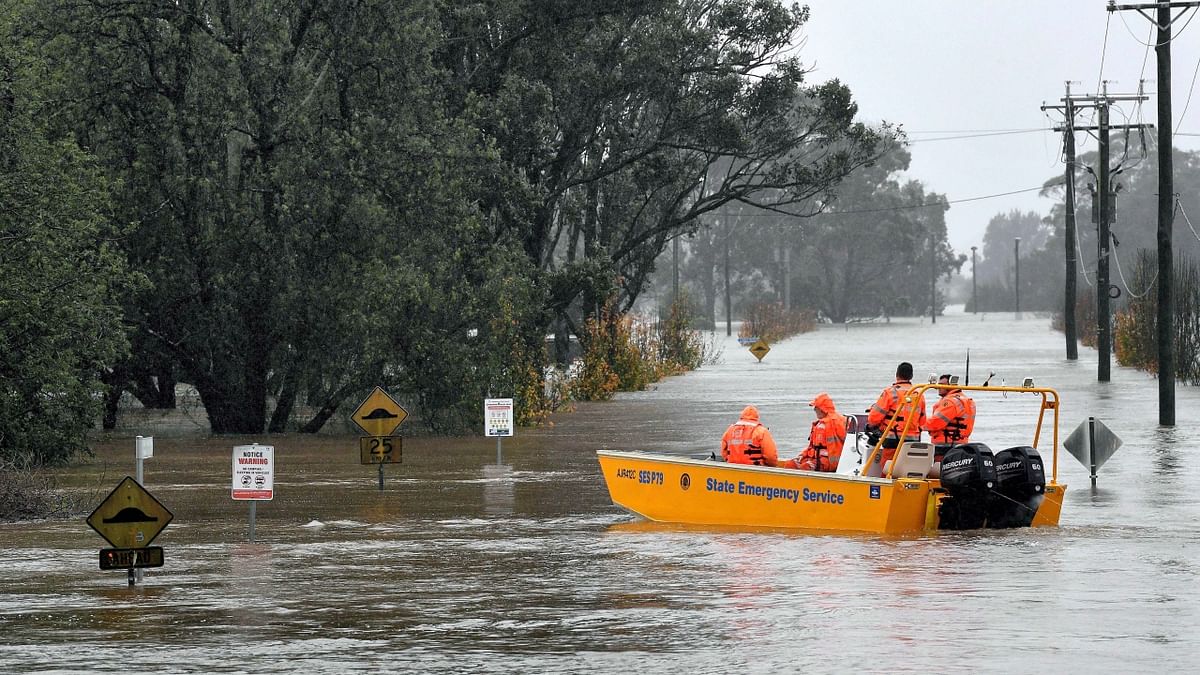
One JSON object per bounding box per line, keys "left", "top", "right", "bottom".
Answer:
{"left": 1064, "top": 417, "right": 1122, "bottom": 473}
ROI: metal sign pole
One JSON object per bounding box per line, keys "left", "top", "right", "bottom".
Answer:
{"left": 497, "top": 437, "right": 502, "bottom": 464}
{"left": 1088, "top": 416, "right": 1098, "bottom": 488}
{"left": 378, "top": 462, "right": 385, "bottom": 491}
{"left": 133, "top": 436, "right": 152, "bottom": 584}
{"left": 248, "top": 501, "right": 257, "bottom": 542}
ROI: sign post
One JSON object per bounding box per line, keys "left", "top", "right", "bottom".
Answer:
{"left": 86, "top": 477, "right": 172, "bottom": 586}
{"left": 351, "top": 386, "right": 408, "bottom": 490}
{"left": 232, "top": 444, "right": 274, "bottom": 541}
{"left": 134, "top": 435, "right": 153, "bottom": 485}
{"left": 132, "top": 435, "right": 153, "bottom": 582}
{"left": 1064, "top": 417, "right": 1123, "bottom": 488}
{"left": 484, "top": 398, "right": 514, "bottom": 463}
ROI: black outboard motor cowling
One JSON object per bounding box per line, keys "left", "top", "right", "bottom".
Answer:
{"left": 937, "top": 443, "right": 997, "bottom": 530}
{"left": 987, "top": 446, "right": 1047, "bottom": 528}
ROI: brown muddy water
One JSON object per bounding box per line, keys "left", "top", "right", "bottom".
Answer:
{"left": 3, "top": 309, "right": 1199, "bottom": 673}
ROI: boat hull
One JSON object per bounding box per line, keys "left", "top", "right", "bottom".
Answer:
{"left": 598, "top": 450, "right": 1065, "bottom": 534}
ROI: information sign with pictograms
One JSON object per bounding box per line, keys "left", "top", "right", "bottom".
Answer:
{"left": 351, "top": 386, "right": 408, "bottom": 437}
{"left": 86, "top": 477, "right": 174, "bottom": 550}
{"left": 484, "top": 398, "right": 514, "bottom": 437}
{"left": 360, "top": 436, "right": 403, "bottom": 464}
{"left": 232, "top": 444, "right": 274, "bottom": 500}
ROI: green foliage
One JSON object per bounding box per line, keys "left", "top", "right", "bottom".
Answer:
{"left": 572, "top": 295, "right": 715, "bottom": 401}
{"left": 17, "top": 0, "right": 882, "bottom": 439}
{"left": 657, "top": 294, "right": 708, "bottom": 372}
{"left": 1113, "top": 251, "right": 1200, "bottom": 384}
{"left": 710, "top": 143, "right": 962, "bottom": 324}
{"left": 0, "top": 27, "right": 130, "bottom": 465}
{"left": 738, "top": 302, "right": 816, "bottom": 343}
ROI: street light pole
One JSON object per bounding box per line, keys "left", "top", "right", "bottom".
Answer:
{"left": 1014, "top": 237, "right": 1021, "bottom": 320}
{"left": 970, "top": 246, "right": 978, "bottom": 314}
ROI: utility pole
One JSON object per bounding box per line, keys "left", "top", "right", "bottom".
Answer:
{"left": 783, "top": 247, "right": 791, "bottom": 310}
{"left": 1063, "top": 83, "right": 1080, "bottom": 360}
{"left": 970, "top": 246, "right": 978, "bottom": 314}
{"left": 1109, "top": 1, "right": 1192, "bottom": 424}
{"left": 724, "top": 213, "right": 732, "bottom": 336}
{"left": 1014, "top": 237, "right": 1022, "bottom": 319}
{"left": 930, "top": 235, "right": 937, "bottom": 324}
{"left": 1044, "top": 82, "right": 1149, "bottom": 381}
{"left": 1098, "top": 92, "right": 1112, "bottom": 381}
{"left": 672, "top": 236, "right": 680, "bottom": 307}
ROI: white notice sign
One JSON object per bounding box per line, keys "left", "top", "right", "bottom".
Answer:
{"left": 484, "top": 398, "right": 514, "bottom": 437}
{"left": 232, "top": 444, "right": 274, "bottom": 500}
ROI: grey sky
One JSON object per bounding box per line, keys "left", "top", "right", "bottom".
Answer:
{"left": 800, "top": 0, "right": 1200, "bottom": 258}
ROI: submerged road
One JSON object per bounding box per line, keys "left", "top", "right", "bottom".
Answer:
{"left": 2, "top": 308, "right": 1199, "bottom": 672}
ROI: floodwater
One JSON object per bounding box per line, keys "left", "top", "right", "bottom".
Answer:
{"left": 3, "top": 308, "right": 1199, "bottom": 673}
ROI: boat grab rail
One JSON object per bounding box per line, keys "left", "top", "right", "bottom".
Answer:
{"left": 866, "top": 382, "right": 1060, "bottom": 482}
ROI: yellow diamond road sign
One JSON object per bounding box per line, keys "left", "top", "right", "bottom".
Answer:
{"left": 86, "top": 477, "right": 174, "bottom": 549}
{"left": 351, "top": 386, "right": 408, "bottom": 437}
{"left": 749, "top": 339, "right": 771, "bottom": 362}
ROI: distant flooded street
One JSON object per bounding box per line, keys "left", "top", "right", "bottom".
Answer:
{"left": 4, "top": 309, "right": 1200, "bottom": 672}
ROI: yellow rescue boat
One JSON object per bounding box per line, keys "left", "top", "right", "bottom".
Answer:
{"left": 597, "top": 382, "right": 1067, "bottom": 534}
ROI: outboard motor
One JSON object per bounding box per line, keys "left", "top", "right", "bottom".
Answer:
{"left": 937, "top": 443, "right": 997, "bottom": 530}
{"left": 987, "top": 446, "right": 1047, "bottom": 528}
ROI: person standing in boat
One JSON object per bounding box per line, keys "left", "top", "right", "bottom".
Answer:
{"left": 866, "top": 361, "right": 927, "bottom": 465}
{"left": 780, "top": 393, "right": 847, "bottom": 471}
{"left": 923, "top": 374, "right": 976, "bottom": 448}
{"left": 720, "top": 405, "right": 779, "bottom": 466}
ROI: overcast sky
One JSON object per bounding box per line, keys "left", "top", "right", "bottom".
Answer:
{"left": 799, "top": 0, "right": 1200, "bottom": 258}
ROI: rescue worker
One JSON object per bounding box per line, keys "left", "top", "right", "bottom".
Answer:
{"left": 781, "top": 393, "right": 847, "bottom": 472}
{"left": 866, "top": 361, "right": 927, "bottom": 464}
{"left": 923, "top": 374, "right": 976, "bottom": 447}
{"left": 720, "top": 405, "right": 778, "bottom": 467}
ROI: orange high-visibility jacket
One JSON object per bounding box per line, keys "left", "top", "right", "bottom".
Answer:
{"left": 867, "top": 380, "right": 927, "bottom": 442}
{"left": 791, "top": 413, "right": 848, "bottom": 472}
{"left": 924, "top": 390, "right": 976, "bottom": 445}
{"left": 721, "top": 406, "right": 778, "bottom": 466}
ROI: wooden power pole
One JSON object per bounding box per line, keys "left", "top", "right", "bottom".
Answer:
{"left": 1108, "top": 1, "right": 1197, "bottom": 424}
{"left": 1064, "top": 84, "right": 1080, "bottom": 361}
{"left": 1044, "top": 84, "right": 1149, "bottom": 379}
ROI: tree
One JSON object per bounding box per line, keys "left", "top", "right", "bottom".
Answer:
{"left": 781, "top": 143, "right": 960, "bottom": 323}
{"left": 441, "top": 1, "right": 882, "bottom": 339}
{"left": 0, "top": 20, "right": 129, "bottom": 465}
{"left": 31, "top": 0, "right": 548, "bottom": 433}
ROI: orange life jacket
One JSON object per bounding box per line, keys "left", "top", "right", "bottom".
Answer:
{"left": 722, "top": 409, "right": 778, "bottom": 466}
{"left": 794, "top": 413, "right": 847, "bottom": 472}
{"left": 926, "top": 390, "right": 976, "bottom": 445}
{"left": 868, "top": 380, "right": 926, "bottom": 443}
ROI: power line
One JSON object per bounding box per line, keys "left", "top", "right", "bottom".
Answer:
{"left": 905, "top": 128, "right": 1048, "bottom": 134}
{"left": 1176, "top": 45, "right": 1200, "bottom": 133}
{"left": 818, "top": 183, "right": 1063, "bottom": 216}
{"left": 905, "top": 129, "right": 1051, "bottom": 143}
{"left": 1096, "top": 13, "right": 1112, "bottom": 95}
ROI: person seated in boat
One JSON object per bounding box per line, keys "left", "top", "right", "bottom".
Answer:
{"left": 720, "top": 405, "right": 778, "bottom": 467}
{"left": 922, "top": 374, "right": 976, "bottom": 451}
{"left": 866, "top": 361, "right": 927, "bottom": 465}
{"left": 780, "top": 393, "right": 847, "bottom": 471}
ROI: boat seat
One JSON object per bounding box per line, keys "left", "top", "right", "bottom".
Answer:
{"left": 883, "top": 442, "right": 935, "bottom": 479}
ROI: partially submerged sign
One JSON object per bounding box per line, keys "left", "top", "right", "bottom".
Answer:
{"left": 351, "top": 386, "right": 408, "bottom": 437}
{"left": 360, "top": 436, "right": 402, "bottom": 464}
{"left": 87, "top": 477, "right": 173, "bottom": 549}
{"left": 1064, "top": 417, "right": 1123, "bottom": 485}
{"left": 749, "top": 339, "right": 771, "bottom": 362}
{"left": 99, "top": 547, "right": 164, "bottom": 570}
{"left": 232, "top": 444, "right": 275, "bottom": 500}
{"left": 484, "top": 398, "right": 514, "bottom": 437}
